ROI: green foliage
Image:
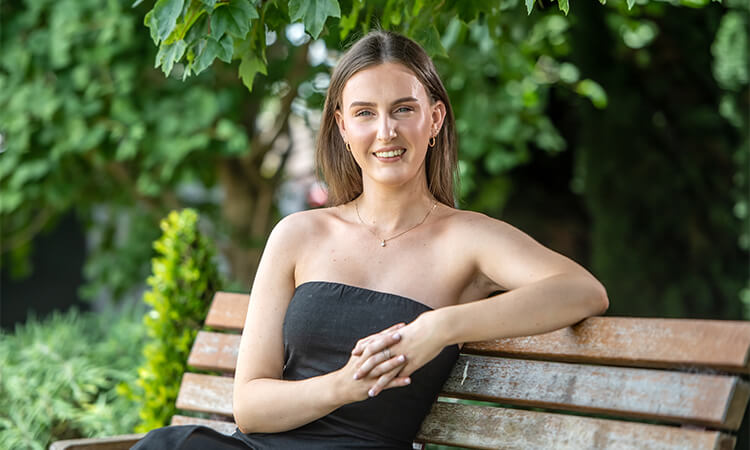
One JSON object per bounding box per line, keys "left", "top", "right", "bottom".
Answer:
{"left": 121, "top": 209, "right": 223, "bottom": 432}
{"left": 143, "top": 0, "right": 683, "bottom": 90}
{"left": 569, "top": 1, "right": 746, "bottom": 319}
{"left": 3, "top": 0, "right": 741, "bottom": 322}
{"left": 0, "top": 306, "right": 147, "bottom": 450}
{"left": 711, "top": 0, "right": 749, "bottom": 318}
{"left": 0, "top": 0, "right": 247, "bottom": 299}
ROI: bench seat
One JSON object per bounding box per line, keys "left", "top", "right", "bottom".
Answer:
{"left": 51, "top": 291, "right": 750, "bottom": 450}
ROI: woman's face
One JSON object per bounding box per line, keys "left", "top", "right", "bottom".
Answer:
{"left": 335, "top": 62, "right": 445, "bottom": 190}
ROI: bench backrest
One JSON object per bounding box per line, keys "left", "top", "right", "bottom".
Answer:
{"left": 172, "top": 292, "right": 750, "bottom": 449}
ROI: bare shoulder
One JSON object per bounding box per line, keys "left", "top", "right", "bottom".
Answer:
{"left": 269, "top": 207, "right": 340, "bottom": 243}
{"left": 439, "top": 206, "right": 593, "bottom": 291}
{"left": 439, "top": 207, "right": 524, "bottom": 243}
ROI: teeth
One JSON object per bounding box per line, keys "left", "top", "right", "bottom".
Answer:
{"left": 375, "top": 149, "right": 405, "bottom": 158}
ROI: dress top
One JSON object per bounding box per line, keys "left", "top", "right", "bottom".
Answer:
{"left": 233, "top": 281, "right": 460, "bottom": 449}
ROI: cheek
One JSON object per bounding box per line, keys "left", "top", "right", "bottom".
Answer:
{"left": 347, "top": 121, "right": 375, "bottom": 140}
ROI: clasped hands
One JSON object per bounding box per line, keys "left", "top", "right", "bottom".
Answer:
{"left": 337, "top": 311, "right": 445, "bottom": 402}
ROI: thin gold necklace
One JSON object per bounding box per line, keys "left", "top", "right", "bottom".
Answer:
{"left": 354, "top": 199, "right": 438, "bottom": 247}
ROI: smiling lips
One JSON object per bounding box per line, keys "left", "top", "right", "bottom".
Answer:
{"left": 374, "top": 148, "right": 406, "bottom": 160}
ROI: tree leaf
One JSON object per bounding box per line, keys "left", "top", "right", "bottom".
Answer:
{"left": 192, "top": 37, "right": 219, "bottom": 74}
{"left": 145, "top": 0, "right": 185, "bottom": 45}
{"left": 210, "top": 11, "right": 228, "bottom": 39}
{"left": 155, "top": 40, "right": 187, "bottom": 76}
{"left": 216, "top": 35, "right": 234, "bottom": 63}
{"left": 412, "top": 24, "right": 447, "bottom": 59}
{"left": 211, "top": 0, "right": 258, "bottom": 40}
{"left": 558, "top": 0, "right": 570, "bottom": 14}
{"left": 576, "top": 79, "right": 608, "bottom": 109}
{"left": 627, "top": 0, "right": 636, "bottom": 9}
{"left": 525, "top": 0, "right": 534, "bottom": 15}
{"left": 339, "top": 0, "right": 363, "bottom": 40}
{"left": 288, "top": 0, "right": 341, "bottom": 39}
{"left": 238, "top": 52, "right": 267, "bottom": 92}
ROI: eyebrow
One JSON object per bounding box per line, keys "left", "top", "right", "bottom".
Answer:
{"left": 348, "top": 97, "right": 419, "bottom": 109}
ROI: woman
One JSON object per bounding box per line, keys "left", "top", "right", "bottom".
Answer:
{"left": 133, "top": 30, "right": 608, "bottom": 450}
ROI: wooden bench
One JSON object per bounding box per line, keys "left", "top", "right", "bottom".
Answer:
{"left": 51, "top": 291, "right": 750, "bottom": 449}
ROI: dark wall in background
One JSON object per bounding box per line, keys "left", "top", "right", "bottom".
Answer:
{"left": 1, "top": 213, "right": 88, "bottom": 330}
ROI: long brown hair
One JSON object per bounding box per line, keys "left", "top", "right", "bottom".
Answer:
{"left": 316, "top": 30, "right": 458, "bottom": 206}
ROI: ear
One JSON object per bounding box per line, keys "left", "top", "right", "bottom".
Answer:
{"left": 431, "top": 100, "right": 447, "bottom": 136}
{"left": 334, "top": 109, "right": 347, "bottom": 142}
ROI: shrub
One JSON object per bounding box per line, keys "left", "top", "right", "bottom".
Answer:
{"left": 122, "top": 208, "right": 223, "bottom": 432}
{"left": 0, "top": 305, "right": 147, "bottom": 450}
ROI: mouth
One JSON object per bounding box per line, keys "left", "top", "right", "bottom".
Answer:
{"left": 373, "top": 148, "right": 406, "bottom": 160}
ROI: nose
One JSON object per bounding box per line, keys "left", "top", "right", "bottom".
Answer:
{"left": 376, "top": 116, "right": 397, "bottom": 142}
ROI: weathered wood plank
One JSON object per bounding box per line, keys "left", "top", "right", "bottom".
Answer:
{"left": 185, "top": 330, "right": 750, "bottom": 430}
{"left": 48, "top": 434, "right": 144, "bottom": 450}
{"left": 205, "top": 292, "right": 248, "bottom": 331}
{"left": 176, "top": 373, "right": 234, "bottom": 417}
{"left": 170, "top": 415, "right": 237, "bottom": 435}
{"left": 464, "top": 317, "right": 750, "bottom": 374}
{"left": 443, "top": 355, "right": 745, "bottom": 430}
{"left": 188, "top": 331, "right": 240, "bottom": 373}
{"left": 416, "top": 402, "right": 733, "bottom": 450}
{"left": 205, "top": 292, "right": 750, "bottom": 373}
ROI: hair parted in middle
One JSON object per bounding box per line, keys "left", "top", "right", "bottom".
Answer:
{"left": 316, "top": 30, "right": 458, "bottom": 207}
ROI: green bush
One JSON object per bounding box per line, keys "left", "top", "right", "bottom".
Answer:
{"left": 0, "top": 305, "right": 147, "bottom": 450}
{"left": 122, "top": 208, "right": 223, "bottom": 432}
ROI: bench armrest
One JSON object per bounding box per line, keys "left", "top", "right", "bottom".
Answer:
{"left": 49, "top": 433, "right": 145, "bottom": 450}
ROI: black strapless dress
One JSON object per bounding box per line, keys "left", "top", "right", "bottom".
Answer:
{"left": 132, "top": 281, "right": 460, "bottom": 450}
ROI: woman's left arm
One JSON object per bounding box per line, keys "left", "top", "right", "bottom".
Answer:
{"left": 435, "top": 214, "right": 608, "bottom": 344}
{"left": 359, "top": 214, "right": 609, "bottom": 393}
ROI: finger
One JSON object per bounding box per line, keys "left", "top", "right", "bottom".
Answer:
{"left": 351, "top": 323, "right": 405, "bottom": 355}
{"left": 359, "top": 332, "right": 402, "bottom": 360}
{"left": 369, "top": 369, "right": 408, "bottom": 397}
{"left": 368, "top": 354, "right": 406, "bottom": 378}
{"left": 354, "top": 349, "right": 392, "bottom": 379}
{"left": 382, "top": 375, "right": 412, "bottom": 391}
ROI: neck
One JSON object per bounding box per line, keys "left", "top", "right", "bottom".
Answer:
{"left": 355, "top": 176, "right": 435, "bottom": 234}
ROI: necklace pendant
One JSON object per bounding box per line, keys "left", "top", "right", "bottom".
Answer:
{"left": 380, "top": 240, "right": 386, "bottom": 247}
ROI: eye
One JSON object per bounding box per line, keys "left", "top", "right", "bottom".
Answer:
{"left": 394, "top": 106, "right": 413, "bottom": 113}
{"left": 354, "top": 110, "right": 373, "bottom": 117}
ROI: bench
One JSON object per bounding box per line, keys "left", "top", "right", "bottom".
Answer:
{"left": 51, "top": 291, "right": 750, "bottom": 449}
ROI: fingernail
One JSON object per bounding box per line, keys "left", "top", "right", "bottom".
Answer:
{"left": 353, "top": 373, "right": 360, "bottom": 380}
{"left": 404, "top": 378, "right": 411, "bottom": 385}
{"left": 392, "top": 332, "right": 401, "bottom": 339}
{"left": 398, "top": 355, "right": 405, "bottom": 362}
{"left": 368, "top": 389, "right": 376, "bottom": 397}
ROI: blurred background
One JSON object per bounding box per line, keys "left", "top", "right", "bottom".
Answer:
{"left": 1, "top": 0, "right": 747, "bottom": 447}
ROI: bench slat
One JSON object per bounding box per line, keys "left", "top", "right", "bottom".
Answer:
{"left": 205, "top": 292, "right": 248, "bottom": 330}
{"left": 176, "top": 358, "right": 748, "bottom": 431}
{"left": 176, "top": 373, "right": 234, "bottom": 417}
{"left": 205, "top": 292, "right": 750, "bottom": 373}
{"left": 465, "top": 317, "right": 750, "bottom": 374}
{"left": 170, "top": 415, "right": 237, "bottom": 435}
{"left": 416, "top": 402, "right": 734, "bottom": 450}
{"left": 174, "top": 374, "right": 736, "bottom": 449}
{"left": 188, "top": 331, "right": 240, "bottom": 373}
{"left": 443, "top": 355, "right": 747, "bottom": 430}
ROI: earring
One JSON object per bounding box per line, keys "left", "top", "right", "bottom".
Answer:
{"left": 346, "top": 141, "right": 352, "bottom": 151}
{"left": 429, "top": 135, "right": 436, "bottom": 148}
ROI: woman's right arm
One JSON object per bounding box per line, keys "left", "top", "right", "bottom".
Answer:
{"left": 232, "top": 213, "right": 409, "bottom": 434}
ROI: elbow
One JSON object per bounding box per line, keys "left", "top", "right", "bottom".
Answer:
{"left": 590, "top": 279, "right": 609, "bottom": 316}
{"left": 233, "top": 384, "right": 254, "bottom": 434}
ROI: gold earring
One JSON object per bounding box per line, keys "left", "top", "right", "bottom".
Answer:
{"left": 346, "top": 142, "right": 352, "bottom": 151}
{"left": 429, "top": 136, "right": 436, "bottom": 148}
